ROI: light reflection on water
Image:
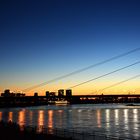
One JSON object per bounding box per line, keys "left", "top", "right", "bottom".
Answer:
{"left": 48, "top": 110, "right": 53, "bottom": 133}
{"left": 18, "top": 109, "right": 25, "bottom": 131}
{"left": 29, "top": 111, "right": 33, "bottom": 126}
{"left": 0, "top": 104, "right": 140, "bottom": 139}
{"left": 8, "top": 112, "right": 13, "bottom": 122}
{"left": 96, "top": 110, "right": 101, "bottom": 128}
{"left": 133, "top": 109, "right": 138, "bottom": 132}
{"left": 105, "top": 109, "right": 110, "bottom": 129}
{"left": 114, "top": 109, "right": 119, "bottom": 126}
{"left": 38, "top": 110, "right": 44, "bottom": 132}
{"left": 0, "top": 112, "right": 2, "bottom": 121}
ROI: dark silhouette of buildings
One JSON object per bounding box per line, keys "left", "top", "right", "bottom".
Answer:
{"left": 34, "top": 92, "right": 38, "bottom": 97}
{"left": 49, "top": 92, "right": 56, "bottom": 97}
{"left": 58, "top": 89, "right": 64, "bottom": 98}
{"left": 46, "top": 91, "right": 49, "bottom": 97}
{"left": 1, "top": 89, "right": 140, "bottom": 107}
{"left": 1, "top": 89, "right": 25, "bottom": 97}
{"left": 66, "top": 89, "right": 72, "bottom": 97}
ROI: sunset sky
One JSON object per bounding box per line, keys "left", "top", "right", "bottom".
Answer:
{"left": 0, "top": 0, "right": 140, "bottom": 95}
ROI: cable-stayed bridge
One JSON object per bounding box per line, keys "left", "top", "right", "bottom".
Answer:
{"left": 0, "top": 48, "right": 140, "bottom": 107}
{"left": 22, "top": 48, "right": 140, "bottom": 92}
{"left": 22, "top": 47, "right": 140, "bottom": 96}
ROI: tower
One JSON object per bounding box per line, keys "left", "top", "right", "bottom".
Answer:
{"left": 58, "top": 89, "right": 64, "bottom": 97}
{"left": 66, "top": 89, "right": 72, "bottom": 97}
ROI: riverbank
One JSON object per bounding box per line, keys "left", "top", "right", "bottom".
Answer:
{"left": 0, "top": 121, "right": 72, "bottom": 140}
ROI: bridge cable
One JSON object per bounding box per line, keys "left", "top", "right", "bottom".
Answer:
{"left": 67, "top": 61, "right": 140, "bottom": 89}
{"left": 23, "top": 47, "right": 140, "bottom": 92}
{"left": 97, "top": 74, "right": 140, "bottom": 94}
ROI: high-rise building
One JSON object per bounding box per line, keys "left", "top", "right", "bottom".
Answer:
{"left": 46, "top": 91, "right": 50, "bottom": 97}
{"left": 49, "top": 92, "right": 56, "bottom": 97}
{"left": 58, "top": 89, "right": 64, "bottom": 97}
{"left": 34, "top": 92, "right": 38, "bottom": 97}
{"left": 1, "top": 89, "right": 12, "bottom": 97}
{"left": 66, "top": 89, "right": 72, "bottom": 97}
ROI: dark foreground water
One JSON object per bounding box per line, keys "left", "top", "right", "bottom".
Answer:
{"left": 0, "top": 104, "right": 140, "bottom": 139}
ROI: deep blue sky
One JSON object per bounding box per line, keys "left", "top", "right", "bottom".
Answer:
{"left": 0, "top": 0, "right": 140, "bottom": 94}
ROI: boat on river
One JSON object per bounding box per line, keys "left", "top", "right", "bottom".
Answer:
{"left": 55, "top": 100, "right": 69, "bottom": 104}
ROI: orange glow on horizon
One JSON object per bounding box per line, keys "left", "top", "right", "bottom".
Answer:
{"left": 1, "top": 79, "right": 140, "bottom": 96}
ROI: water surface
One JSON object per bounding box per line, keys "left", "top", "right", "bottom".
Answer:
{"left": 0, "top": 104, "right": 140, "bottom": 139}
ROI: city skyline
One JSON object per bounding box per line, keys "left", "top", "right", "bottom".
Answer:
{"left": 0, "top": 0, "right": 140, "bottom": 95}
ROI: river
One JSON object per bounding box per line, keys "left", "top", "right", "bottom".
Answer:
{"left": 0, "top": 104, "right": 140, "bottom": 139}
